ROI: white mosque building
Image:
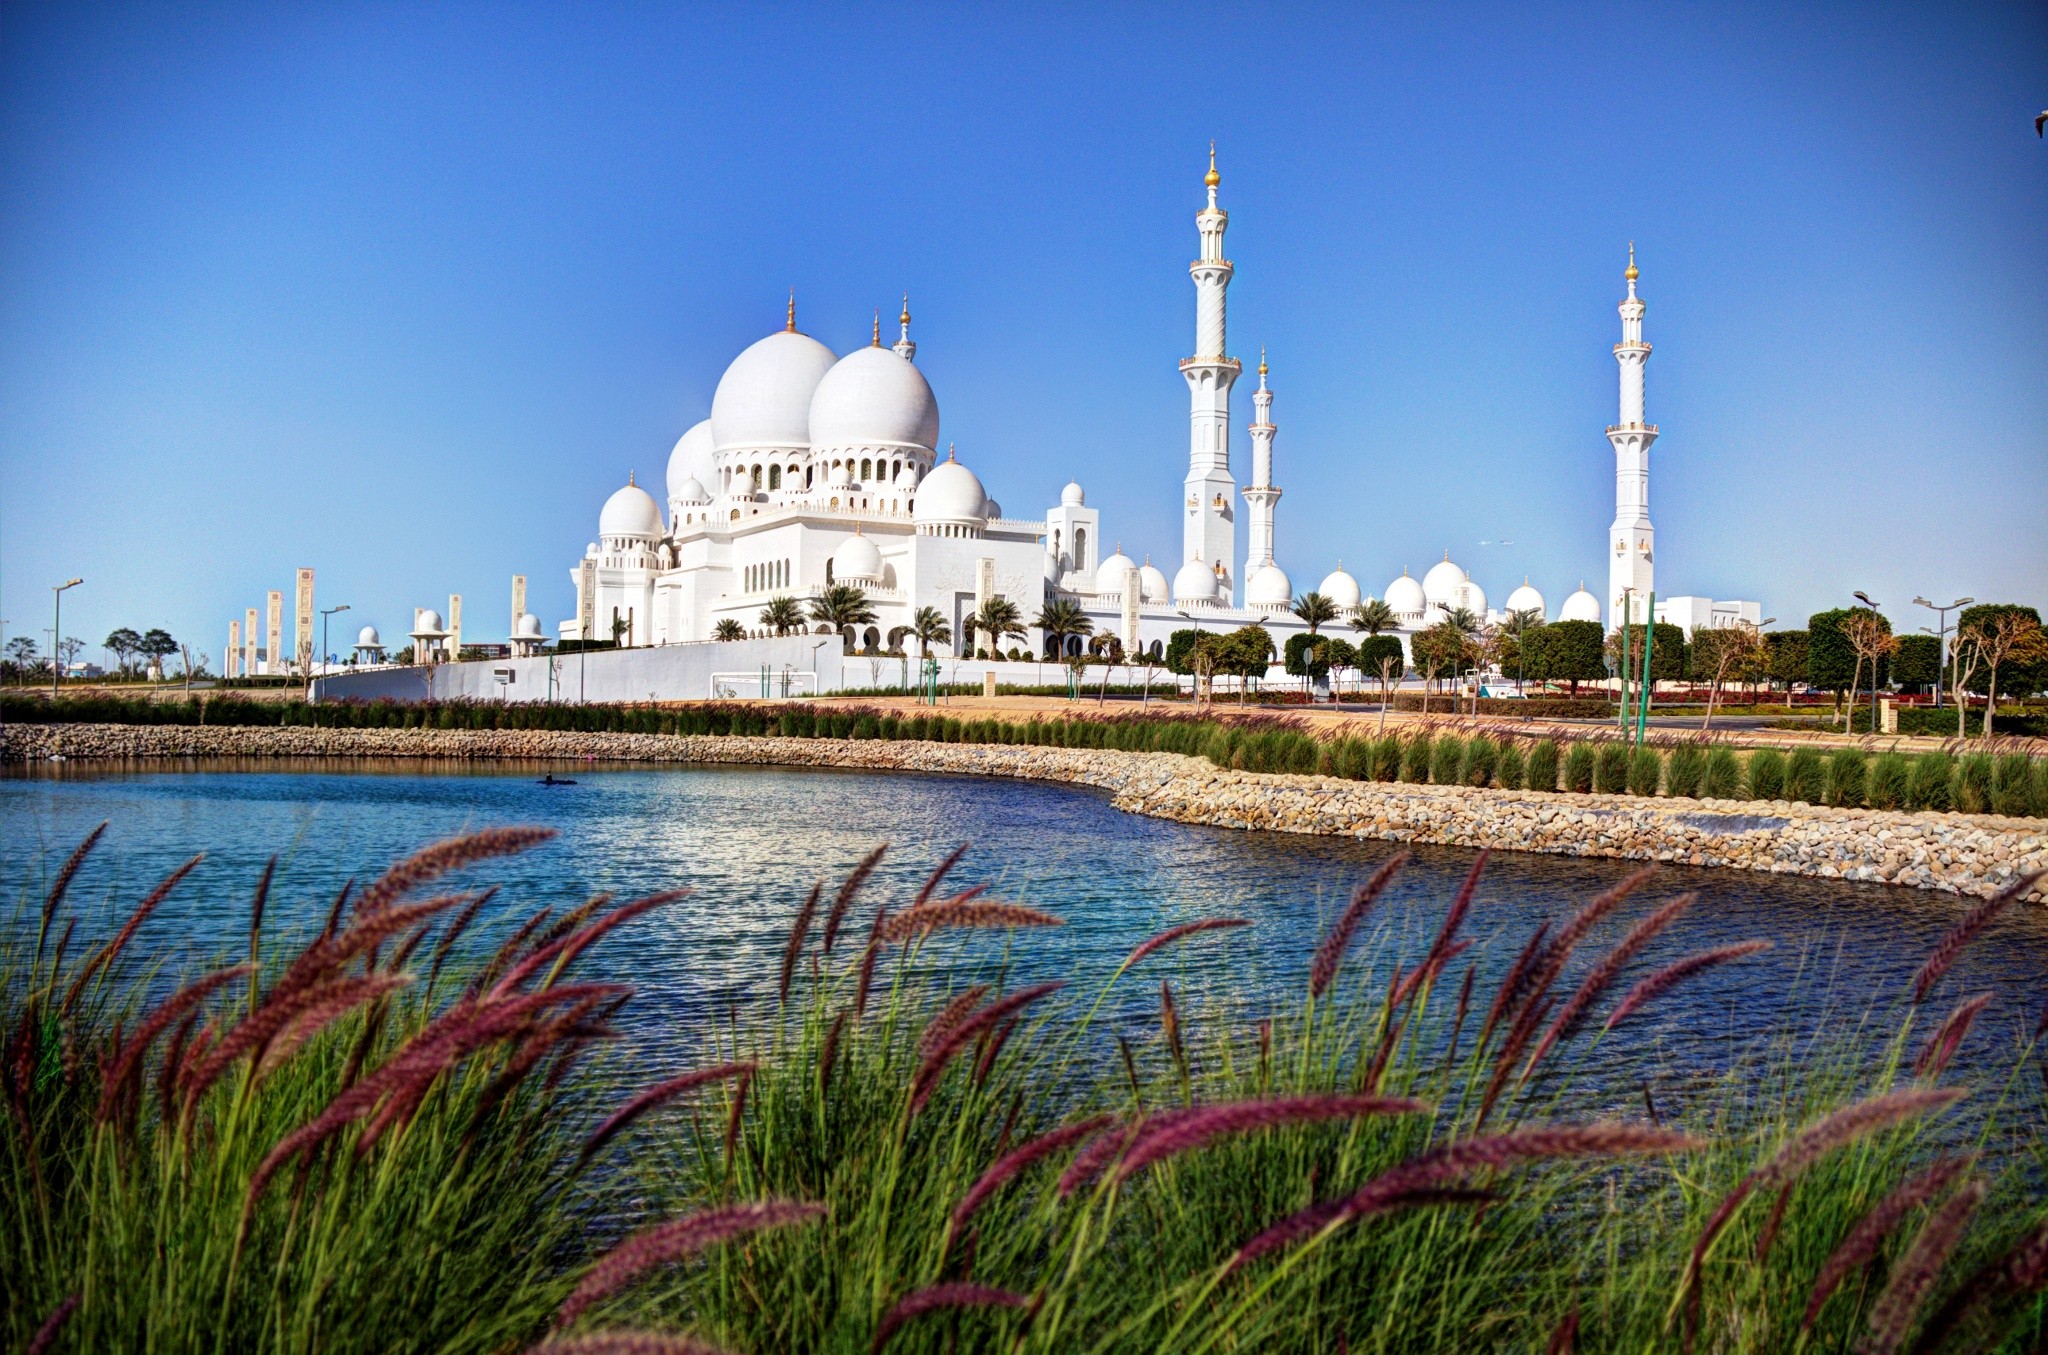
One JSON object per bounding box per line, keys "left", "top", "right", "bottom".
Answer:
{"left": 561, "top": 151, "right": 1755, "bottom": 668}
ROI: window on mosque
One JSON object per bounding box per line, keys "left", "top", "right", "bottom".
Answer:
{"left": 768, "top": 466, "right": 781, "bottom": 490}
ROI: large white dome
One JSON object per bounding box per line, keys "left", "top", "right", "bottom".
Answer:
{"left": 514, "top": 613, "right": 543, "bottom": 639}
{"left": 1506, "top": 580, "right": 1546, "bottom": 619}
{"left": 1385, "top": 570, "right": 1428, "bottom": 618}
{"left": 1138, "top": 561, "right": 1169, "bottom": 604}
{"left": 1173, "top": 557, "right": 1219, "bottom": 605}
{"left": 830, "top": 530, "right": 883, "bottom": 583}
{"left": 667, "top": 420, "right": 715, "bottom": 502}
{"left": 912, "top": 455, "right": 988, "bottom": 527}
{"left": 710, "top": 329, "right": 837, "bottom": 452}
{"left": 1422, "top": 556, "right": 1468, "bottom": 608}
{"left": 1096, "top": 549, "right": 1137, "bottom": 597}
{"left": 1317, "top": 565, "right": 1362, "bottom": 612}
{"left": 356, "top": 625, "right": 381, "bottom": 647}
{"left": 1559, "top": 583, "right": 1602, "bottom": 624}
{"left": 600, "top": 480, "right": 664, "bottom": 538}
{"left": 1246, "top": 563, "right": 1294, "bottom": 609}
{"left": 1459, "top": 581, "right": 1489, "bottom": 617}
{"left": 412, "top": 610, "right": 443, "bottom": 635}
{"left": 808, "top": 345, "right": 939, "bottom": 454}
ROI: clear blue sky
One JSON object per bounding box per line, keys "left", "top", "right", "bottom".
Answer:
{"left": 3, "top": 1, "right": 2043, "bottom": 663}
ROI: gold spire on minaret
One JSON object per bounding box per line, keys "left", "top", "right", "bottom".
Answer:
{"left": 900, "top": 293, "right": 911, "bottom": 326}
{"left": 785, "top": 289, "right": 796, "bottom": 332}
{"left": 872, "top": 309, "right": 881, "bottom": 346}
{"left": 1204, "top": 141, "right": 1219, "bottom": 189}
{"left": 1258, "top": 345, "right": 1268, "bottom": 376}
{"left": 1625, "top": 242, "right": 1638, "bottom": 283}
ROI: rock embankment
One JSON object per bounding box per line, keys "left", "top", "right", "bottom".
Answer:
{"left": 7, "top": 722, "right": 2042, "bottom": 904}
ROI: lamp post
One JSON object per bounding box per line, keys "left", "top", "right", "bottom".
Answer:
{"left": 51, "top": 579, "right": 82, "bottom": 699}
{"left": 319, "top": 605, "right": 350, "bottom": 686}
{"left": 1912, "top": 596, "right": 1972, "bottom": 711}
{"left": 1853, "top": 591, "right": 1883, "bottom": 733}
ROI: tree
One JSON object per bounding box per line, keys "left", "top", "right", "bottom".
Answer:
{"left": 1354, "top": 634, "right": 1403, "bottom": 706}
{"left": 758, "top": 596, "right": 805, "bottom": 636}
{"left": 809, "top": 585, "right": 876, "bottom": 652}
{"left": 1765, "top": 630, "right": 1809, "bottom": 698}
{"left": 103, "top": 627, "right": 142, "bottom": 677}
{"left": 1203, "top": 625, "right": 1274, "bottom": 705}
{"left": 1034, "top": 598, "right": 1092, "bottom": 660}
{"left": 1524, "top": 619, "right": 1606, "bottom": 697}
{"left": 137, "top": 628, "right": 178, "bottom": 680}
{"left": 909, "top": 606, "right": 952, "bottom": 657}
{"left": 1891, "top": 634, "right": 1942, "bottom": 693}
{"left": 1320, "top": 636, "right": 1358, "bottom": 692}
{"left": 1283, "top": 632, "right": 1331, "bottom": 688}
{"left": 969, "top": 597, "right": 1025, "bottom": 658}
{"left": 1291, "top": 591, "right": 1339, "bottom": 635}
{"left": 1692, "top": 622, "right": 1767, "bottom": 730}
{"left": 6, "top": 635, "right": 39, "bottom": 677}
{"left": 1409, "top": 621, "right": 1469, "bottom": 714}
{"left": 1807, "top": 610, "right": 1879, "bottom": 724}
{"left": 1841, "top": 609, "right": 1898, "bottom": 727}
{"left": 1497, "top": 608, "right": 1543, "bottom": 691}
{"left": 1164, "top": 628, "right": 1201, "bottom": 676}
{"left": 1350, "top": 598, "right": 1396, "bottom": 636}
{"left": 1955, "top": 604, "right": 2048, "bottom": 704}
{"left": 713, "top": 618, "right": 746, "bottom": 641}
{"left": 56, "top": 636, "right": 84, "bottom": 671}
{"left": 1960, "top": 608, "right": 2046, "bottom": 737}
{"left": 1606, "top": 623, "right": 1685, "bottom": 684}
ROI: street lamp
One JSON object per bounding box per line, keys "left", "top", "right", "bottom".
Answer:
{"left": 51, "top": 578, "right": 82, "bottom": 699}
{"left": 1853, "top": 592, "right": 1883, "bottom": 733}
{"left": 1912, "top": 596, "right": 1972, "bottom": 711}
{"left": 320, "top": 605, "right": 350, "bottom": 684}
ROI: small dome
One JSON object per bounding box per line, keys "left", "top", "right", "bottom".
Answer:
{"left": 1247, "top": 563, "right": 1294, "bottom": 609}
{"left": 894, "top": 463, "right": 920, "bottom": 488}
{"left": 1385, "top": 571, "right": 1428, "bottom": 618}
{"left": 710, "top": 329, "right": 838, "bottom": 453}
{"left": 413, "top": 610, "right": 444, "bottom": 635}
{"left": 601, "top": 480, "right": 664, "bottom": 538}
{"left": 356, "top": 625, "right": 381, "bottom": 647}
{"left": 1317, "top": 566, "right": 1362, "bottom": 612}
{"left": 912, "top": 455, "right": 989, "bottom": 527}
{"left": 1422, "top": 555, "right": 1468, "bottom": 608}
{"left": 830, "top": 531, "right": 883, "bottom": 583}
{"left": 1459, "top": 580, "right": 1489, "bottom": 617}
{"left": 671, "top": 475, "right": 709, "bottom": 504}
{"left": 1173, "top": 557, "right": 1219, "bottom": 604}
{"left": 1097, "top": 549, "right": 1137, "bottom": 596}
{"left": 666, "top": 420, "right": 715, "bottom": 502}
{"left": 825, "top": 462, "right": 851, "bottom": 488}
{"left": 1061, "top": 481, "right": 1085, "bottom": 507}
{"left": 514, "top": 613, "right": 543, "bottom": 638}
{"left": 808, "top": 345, "right": 939, "bottom": 453}
{"left": 1559, "top": 583, "right": 1602, "bottom": 624}
{"left": 1506, "top": 581, "right": 1546, "bottom": 619}
{"left": 1138, "top": 561, "right": 1169, "bottom": 603}
{"left": 982, "top": 497, "right": 1002, "bottom": 520}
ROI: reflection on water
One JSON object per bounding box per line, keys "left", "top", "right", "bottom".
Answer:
{"left": 4, "top": 758, "right": 2044, "bottom": 1097}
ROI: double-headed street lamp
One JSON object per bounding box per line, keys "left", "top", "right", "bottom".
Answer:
{"left": 1913, "top": 595, "right": 1972, "bottom": 711}
{"left": 1853, "top": 591, "right": 1884, "bottom": 732}
{"left": 51, "top": 578, "right": 82, "bottom": 699}
{"left": 320, "top": 604, "right": 351, "bottom": 682}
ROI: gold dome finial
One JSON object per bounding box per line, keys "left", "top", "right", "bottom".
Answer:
{"left": 1204, "top": 141, "right": 1220, "bottom": 189}
{"left": 900, "top": 292, "right": 911, "bottom": 326}
{"left": 1258, "top": 345, "right": 1268, "bottom": 376}
{"left": 786, "top": 289, "right": 796, "bottom": 332}
{"left": 627, "top": 470, "right": 636, "bottom": 486}
{"left": 1625, "top": 242, "right": 1638, "bottom": 283}
{"left": 872, "top": 309, "right": 881, "bottom": 346}
{"left": 947, "top": 442, "right": 956, "bottom": 462}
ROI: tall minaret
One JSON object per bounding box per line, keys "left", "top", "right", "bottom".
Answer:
{"left": 1181, "top": 143, "right": 1241, "bottom": 603}
{"left": 1243, "top": 348, "right": 1281, "bottom": 572}
{"left": 893, "top": 294, "right": 916, "bottom": 362}
{"left": 1606, "top": 244, "right": 1656, "bottom": 629}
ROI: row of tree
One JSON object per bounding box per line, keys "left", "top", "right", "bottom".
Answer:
{"left": 3, "top": 628, "right": 186, "bottom": 682}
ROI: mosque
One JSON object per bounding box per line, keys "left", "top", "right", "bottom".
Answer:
{"left": 562, "top": 151, "right": 1755, "bottom": 665}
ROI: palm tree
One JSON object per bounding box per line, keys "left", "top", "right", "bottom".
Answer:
{"left": 909, "top": 606, "right": 951, "bottom": 657}
{"left": 1350, "top": 597, "right": 1397, "bottom": 636}
{"left": 970, "top": 597, "right": 1025, "bottom": 658}
{"left": 809, "top": 584, "right": 876, "bottom": 652}
{"left": 713, "top": 618, "right": 746, "bottom": 642}
{"left": 758, "top": 595, "right": 805, "bottom": 636}
{"left": 1499, "top": 607, "right": 1543, "bottom": 692}
{"left": 1291, "top": 591, "right": 1339, "bottom": 635}
{"left": 1034, "top": 598, "right": 1093, "bottom": 660}
{"left": 1443, "top": 605, "right": 1483, "bottom": 638}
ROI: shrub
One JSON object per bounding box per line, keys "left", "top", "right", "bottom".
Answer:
{"left": 1562, "top": 742, "right": 1595, "bottom": 793}
{"left": 1430, "top": 735, "right": 1466, "bottom": 785}
{"left": 1702, "top": 746, "right": 1743, "bottom": 799}
{"left": 1496, "top": 741, "right": 1525, "bottom": 791}
{"left": 1400, "top": 733, "right": 1433, "bottom": 783}
{"left": 1823, "top": 748, "right": 1866, "bottom": 808}
{"left": 1955, "top": 753, "right": 1994, "bottom": 814}
{"left": 1594, "top": 743, "right": 1630, "bottom": 795}
{"left": 1626, "top": 747, "right": 1663, "bottom": 797}
{"left": 1785, "top": 748, "right": 1825, "bottom": 804}
{"left": 1527, "top": 740, "right": 1561, "bottom": 792}
{"left": 1462, "top": 737, "right": 1499, "bottom": 788}
{"left": 1865, "top": 752, "right": 1911, "bottom": 811}
{"left": 1747, "top": 748, "right": 1787, "bottom": 801}
{"left": 1991, "top": 754, "right": 2034, "bottom": 818}
{"left": 1664, "top": 746, "right": 1705, "bottom": 799}
{"left": 1907, "top": 752, "right": 1953, "bottom": 812}
{"left": 1369, "top": 736, "right": 1403, "bottom": 782}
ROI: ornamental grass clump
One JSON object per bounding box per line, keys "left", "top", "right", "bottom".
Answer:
{"left": 1496, "top": 740, "right": 1526, "bottom": 791}
{"left": 1956, "top": 753, "right": 1995, "bottom": 814}
{"left": 1561, "top": 741, "right": 1595, "bottom": 794}
{"left": 1430, "top": 734, "right": 1466, "bottom": 785}
{"left": 1748, "top": 747, "right": 1788, "bottom": 800}
{"left": 1825, "top": 747, "right": 1867, "bottom": 808}
{"left": 1786, "top": 747, "right": 1826, "bottom": 804}
{"left": 1867, "top": 751, "right": 1913, "bottom": 811}
{"left": 1462, "top": 736, "right": 1499, "bottom": 788}
{"left": 1626, "top": 746, "right": 1663, "bottom": 797}
{"left": 1369, "top": 735, "right": 1403, "bottom": 781}
{"left": 1702, "top": 745, "right": 1743, "bottom": 800}
{"left": 1400, "top": 732, "right": 1433, "bottom": 783}
{"left": 1526, "top": 738, "right": 1561, "bottom": 792}
{"left": 1594, "top": 742, "right": 1631, "bottom": 794}
{"left": 1991, "top": 753, "right": 2035, "bottom": 818}
{"left": 1664, "top": 745, "right": 1705, "bottom": 799}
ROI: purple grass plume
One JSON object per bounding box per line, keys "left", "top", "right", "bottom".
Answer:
{"left": 1803, "top": 1155, "right": 1977, "bottom": 1330}
{"left": 1913, "top": 993, "right": 1992, "bottom": 1080}
{"left": 1309, "top": 851, "right": 1409, "bottom": 998}
{"left": 1526, "top": 892, "right": 1695, "bottom": 1074}
{"left": 871, "top": 1283, "right": 1034, "bottom": 1353}
{"left": 1479, "top": 922, "right": 1551, "bottom": 1050}
{"left": 879, "top": 894, "right": 1060, "bottom": 944}
{"left": 821, "top": 842, "right": 887, "bottom": 954}
{"left": 1545, "top": 1308, "right": 1578, "bottom": 1355}
{"left": 1059, "top": 1119, "right": 1143, "bottom": 1196}
{"left": 778, "top": 880, "right": 823, "bottom": 1004}
{"left": 1911, "top": 869, "right": 2043, "bottom": 1004}
{"left": 354, "top": 825, "right": 556, "bottom": 918}
{"left": 26, "top": 1294, "right": 79, "bottom": 1355}
{"left": 1119, "top": 918, "right": 1251, "bottom": 973}
{"left": 1862, "top": 1177, "right": 1986, "bottom": 1355}
{"left": 1605, "top": 941, "right": 1773, "bottom": 1030}
{"left": 1112, "top": 1093, "right": 1428, "bottom": 1184}
{"left": 39, "top": 821, "right": 106, "bottom": 936}
{"left": 556, "top": 1200, "right": 827, "bottom": 1329}
{"left": 917, "top": 985, "right": 992, "bottom": 1062}
{"left": 910, "top": 982, "right": 1062, "bottom": 1113}
{"left": 581, "top": 1062, "right": 756, "bottom": 1162}
{"left": 95, "top": 963, "right": 251, "bottom": 1124}
{"left": 1907, "top": 1215, "right": 2048, "bottom": 1354}
{"left": 60, "top": 853, "right": 203, "bottom": 1015}
{"left": 1389, "top": 851, "right": 1488, "bottom": 1011}
{"left": 952, "top": 1115, "right": 1115, "bottom": 1231}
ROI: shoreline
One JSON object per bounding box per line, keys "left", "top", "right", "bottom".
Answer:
{"left": 5, "top": 721, "right": 2042, "bottom": 904}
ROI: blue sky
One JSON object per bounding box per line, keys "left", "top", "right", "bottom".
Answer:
{"left": 3, "top": 1, "right": 2043, "bottom": 662}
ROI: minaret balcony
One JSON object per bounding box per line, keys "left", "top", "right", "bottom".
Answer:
{"left": 1180, "top": 356, "right": 1243, "bottom": 374}
{"left": 1606, "top": 422, "right": 1659, "bottom": 435}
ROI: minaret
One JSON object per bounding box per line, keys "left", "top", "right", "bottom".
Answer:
{"left": 1606, "top": 243, "right": 1656, "bottom": 629}
{"left": 1243, "top": 348, "right": 1281, "bottom": 572}
{"left": 893, "top": 294, "right": 917, "bottom": 362}
{"left": 1181, "top": 143, "right": 1241, "bottom": 603}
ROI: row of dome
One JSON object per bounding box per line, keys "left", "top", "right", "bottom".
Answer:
{"left": 599, "top": 450, "right": 998, "bottom": 541}
{"left": 1162, "top": 550, "right": 1602, "bottom": 623}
